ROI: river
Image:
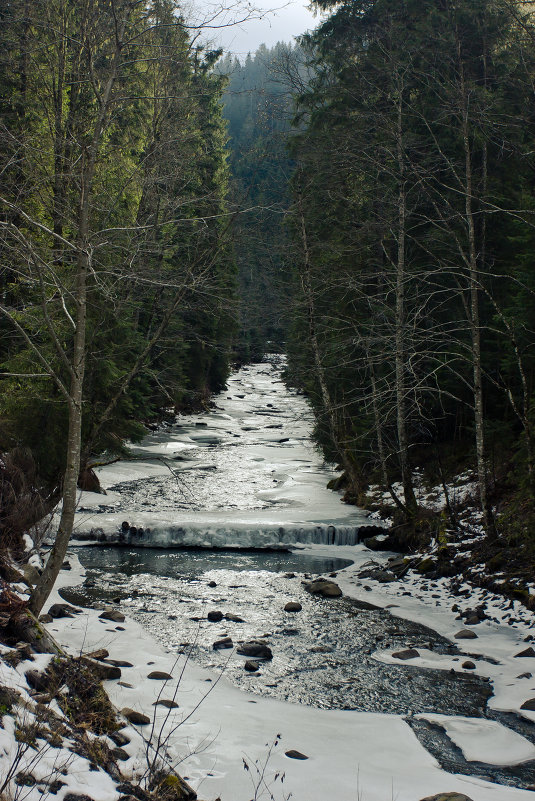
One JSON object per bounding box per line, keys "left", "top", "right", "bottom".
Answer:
{"left": 64, "top": 356, "right": 535, "bottom": 790}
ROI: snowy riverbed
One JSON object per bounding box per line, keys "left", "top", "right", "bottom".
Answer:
{"left": 4, "top": 356, "right": 535, "bottom": 800}
{"left": 71, "top": 356, "right": 372, "bottom": 547}
{"left": 31, "top": 550, "right": 535, "bottom": 801}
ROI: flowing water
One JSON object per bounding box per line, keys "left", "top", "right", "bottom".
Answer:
{"left": 64, "top": 357, "right": 535, "bottom": 789}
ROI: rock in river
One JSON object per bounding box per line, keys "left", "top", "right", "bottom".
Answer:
{"left": 454, "top": 629, "right": 477, "bottom": 640}
{"left": 392, "top": 648, "right": 419, "bottom": 661}
{"left": 236, "top": 641, "right": 273, "bottom": 660}
{"left": 304, "top": 579, "right": 342, "bottom": 598}
{"left": 213, "top": 637, "right": 233, "bottom": 650}
{"left": 284, "top": 602, "right": 302, "bottom": 612}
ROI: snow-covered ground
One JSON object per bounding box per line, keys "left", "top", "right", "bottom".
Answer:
{"left": 3, "top": 357, "right": 535, "bottom": 800}
{"left": 3, "top": 551, "right": 533, "bottom": 801}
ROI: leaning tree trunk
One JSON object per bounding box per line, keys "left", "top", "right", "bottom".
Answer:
{"left": 28, "top": 12, "right": 128, "bottom": 616}
{"left": 28, "top": 258, "right": 86, "bottom": 616}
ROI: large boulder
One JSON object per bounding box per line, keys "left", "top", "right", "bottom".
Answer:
{"left": 304, "top": 579, "right": 342, "bottom": 598}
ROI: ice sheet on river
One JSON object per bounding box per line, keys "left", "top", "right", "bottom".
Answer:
{"left": 72, "top": 357, "right": 374, "bottom": 548}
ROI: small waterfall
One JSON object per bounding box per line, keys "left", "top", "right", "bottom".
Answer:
{"left": 79, "top": 522, "right": 385, "bottom": 549}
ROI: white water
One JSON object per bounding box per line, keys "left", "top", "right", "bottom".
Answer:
{"left": 73, "top": 356, "right": 374, "bottom": 547}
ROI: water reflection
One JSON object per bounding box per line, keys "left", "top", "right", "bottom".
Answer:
{"left": 75, "top": 546, "right": 352, "bottom": 579}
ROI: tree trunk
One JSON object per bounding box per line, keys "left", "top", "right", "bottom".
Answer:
{"left": 28, "top": 10, "right": 129, "bottom": 616}
{"left": 394, "top": 90, "right": 418, "bottom": 519}
{"left": 458, "top": 35, "right": 494, "bottom": 536}
{"left": 296, "top": 187, "right": 365, "bottom": 498}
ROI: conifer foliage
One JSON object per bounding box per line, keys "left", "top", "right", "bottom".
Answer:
{"left": 286, "top": 0, "right": 535, "bottom": 536}
{"left": 0, "top": 0, "right": 235, "bottom": 611}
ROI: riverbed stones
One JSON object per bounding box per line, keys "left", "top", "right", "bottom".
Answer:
{"left": 304, "top": 579, "right": 342, "bottom": 598}
{"left": 99, "top": 609, "right": 125, "bottom": 623}
{"left": 419, "top": 795, "right": 473, "bottom": 801}
{"left": 392, "top": 648, "right": 419, "bottom": 660}
{"left": 121, "top": 708, "right": 150, "bottom": 725}
{"left": 236, "top": 641, "right": 273, "bottom": 660}
{"left": 244, "top": 660, "right": 259, "bottom": 672}
{"left": 80, "top": 657, "right": 121, "bottom": 681}
{"left": 463, "top": 613, "right": 481, "bottom": 625}
{"left": 48, "top": 603, "right": 80, "bottom": 619}
{"left": 110, "top": 731, "right": 130, "bottom": 747}
{"left": 454, "top": 629, "right": 478, "bottom": 640}
{"left": 358, "top": 567, "right": 396, "bottom": 583}
{"left": 285, "top": 749, "right": 308, "bottom": 760}
{"left": 515, "top": 647, "right": 535, "bottom": 658}
{"left": 225, "top": 613, "right": 245, "bottom": 622}
{"left": 284, "top": 602, "right": 302, "bottom": 612}
{"left": 86, "top": 649, "right": 109, "bottom": 661}
{"left": 520, "top": 698, "right": 535, "bottom": 710}
{"left": 152, "top": 699, "right": 179, "bottom": 708}
{"left": 147, "top": 671, "right": 173, "bottom": 680}
{"left": 207, "top": 610, "right": 224, "bottom": 622}
{"left": 462, "top": 660, "right": 476, "bottom": 670}
{"left": 213, "top": 637, "right": 233, "bottom": 650}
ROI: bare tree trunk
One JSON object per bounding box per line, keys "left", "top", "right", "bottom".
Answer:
{"left": 296, "top": 188, "right": 364, "bottom": 498}
{"left": 394, "top": 90, "right": 418, "bottom": 518}
{"left": 457, "top": 35, "right": 494, "bottom": 536}
{"left": 28, "top": 258, "right": 86, "bottom": 615}
{"left": 29, "top": 10, "right": 129, "bottom": 616}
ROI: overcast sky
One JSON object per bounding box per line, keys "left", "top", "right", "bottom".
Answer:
{"left": 194, "top": 1, "right": 322, "bottom": 58}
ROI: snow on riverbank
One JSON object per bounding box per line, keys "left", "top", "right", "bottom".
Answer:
{"left": 5, "top": 551, "right": 528, "bottom": 801}
{"left": 6, "top": 357, "right": 533, "bottom": 799}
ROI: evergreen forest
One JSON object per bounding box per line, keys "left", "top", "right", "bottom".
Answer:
{"left": 3, "top": 0, "right": 535, "bottom": 609}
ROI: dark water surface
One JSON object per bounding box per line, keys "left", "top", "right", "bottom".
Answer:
{"left": 70, "top": 546, "right": 352, "bottom": 579}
